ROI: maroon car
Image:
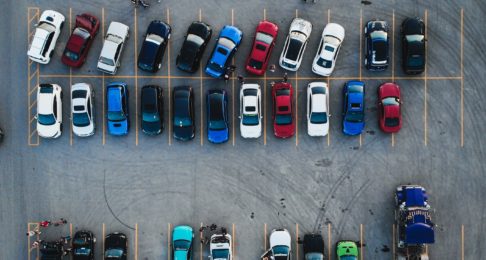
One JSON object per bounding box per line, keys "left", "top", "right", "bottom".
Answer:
{"left": 245, "top": 21, "right": 278, "bottom": 75}
{"left": 62, "top": 13, "right": 100, "bottom": 67}
{"left": 272, "top": 82, "right": 295, "bottom": 138}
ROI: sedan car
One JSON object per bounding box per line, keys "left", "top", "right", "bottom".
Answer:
{"left": 173, "top": 86, "right": 195, "bottom": 141}
{"left": 307, "top": 82, "right": 329, "bottom": 137}
{"left": 207, "top": 89, "right": 229, "bottom": 144}
{"left": 71, "top": 83, "right": 95, "bottom": 137}
{"left": 62, "top": 13, "right": 100, "bottom": 67}
{"left": 239, "top": 84, "right": 262, "bottom": 138}
{"left": 106, "top": 82, "right": 129, "bottom": 135}
{"left": 303, "top": 234, "right": 324, "bottom": 260}
{"left": 378, "top": 82, "right": 402, "bottom": 133}
{"left": 312, "top": 23, "right": 345, "bottom": 76}
{"left": 104, "top": 232, "right": 127, "bottom": 260}
{"left": 209, "top": 233, "right": 232, "bottom": 260}
{"left": 72, "top": 230, "right": 96, "bottom": 260}
{"left": 342, "top": 81, "right": 365, "bottom": 136}
{"left": 401, "top": 17, "right": 426, "bottom": 74}
{"left": 36, "top": 84, "right": 63, "bottom": 138}
{"left": 245, "top": 20, "right": 278, "bottom": 75}
{"left": 28, "top": 10, "right": 65, "bottom": 64}
{"left": 138, "top": 20, "right": 171, "bottom": 72}
{"left": 279, "top": 18, "right": 312, "bottom": 71}
{"left": 97, "top": 22, "right": 129, "bottom": 74}
{"left": 40, "top": 241, "right": 64, "bottom": 260}
{"left": 176, "top": 21, "right": 212, "bottom": 73}
{"left": 172, "top": 225, "right": 194, "bottom": 260}
{"left": 141, "top": 85, "right": 163, "bottom": 135}
{"left": 336, "top": 240, "right": 358, "bottom": 260}
{"left": 205, "top": 25, "right": 243, "bottom": 78}
{"left": 364, "top": 20, "right": 389, "bottom": 71}
{"left": 272, "top": 82, "right": 295, "bottom": 138}
{"left": 261, "top": 229, "right": 292, "bottom": 260}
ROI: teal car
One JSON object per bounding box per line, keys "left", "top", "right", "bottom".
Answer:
{"left": 173, "top": 225, "right": 194, "bottom": 260}
{"left": 336, "top": 240, "right": 359, "bottom": 260}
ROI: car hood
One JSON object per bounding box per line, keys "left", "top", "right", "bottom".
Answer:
{"left": 174, "top": 250, "right": 188, "bottom": 260}
{"left": 208, "top": 128, "right": 229, "bottom": 144}
{"left": 270, "top": 231, "right": 291, "bottom": 248}
{"left": 290, "top": 18, "right": 312, "bottom": 37}
{"left": 220, "top": 26, "right": 242, "bottom": 45}
{"left": 323, "top": 23, "right": 345, "bottom": 41}
{"left": 308, "top": 121, "right": 329, "bottom": 137}
{"left": 173, "top": 125, "right": 194, "bottom": 141}
{"left": 240, "top": 123, "right": 261, "bottom": 138}
{"left": 173, "top": 226, "right": 193, "bottom": 241}
{"left": 37, "top": 122, "right": 61, "bottom": 138}
{"left": 108, "top": 119, "right": 128, "bottom": 135}
{"left": 107, "top": 22, "right": 129, "bottom": 38}
{"left": 73, "top": 122, "right": 94, "bottom": 137}
{"left": 343, "top": 120, "right": 364, "bottom": 135}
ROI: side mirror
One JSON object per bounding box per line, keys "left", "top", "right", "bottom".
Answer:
{"left": 34, "top": 115, "right": 38, "bottom": 120}
{"left": 34, "top": 23, "right": 38, "bottom": 27}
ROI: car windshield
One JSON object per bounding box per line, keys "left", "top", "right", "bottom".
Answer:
{"left": 256, "top": 32, "right": 274, "bottom": 45}
{"left": 305, "top": 252, "right": 324, "bottom": 260}
{"left": 346, "top": 111, "right": 364, "bottom": 122}
{"left": 146, "top": 33, "right": 164, "bottom": 45}
{"left": 74, "top": 247, "right": 91, "bottom": 256}
{"left": 285, "top": 38, "right": 303, "bottom": 61}
{"left": 64, "top": 50, "right": 80, "bottom": 61}
{"left": 406, "top": 35, "right": 424, "bottom": 43}
{"left": 310, "top": 112, "right": 327, "bottom": 124}
{"left": 348, "top": 85, "right": 363, "bottom": 93}
{"left": 324, "top": 35, "right": 341, "bottom": 45}
{"left": 99, "top": 56, "right": 115, "bottom": 66}
{"left": 143, "top": 111, "right": 159, "bottom": 123}
{"left": 105, "top": 248, "right": 123, "bottom": 258}
{"left": 382, "top": 97, "right": 399, "bottom": 106}
{"left": 73, "top": 27, "right": 90, "bottom": 39}
{"left": 249, "top": 59, "right": 263, "bottom": 69}
{"left": 273, "top": 245, "right": 289, "bottom": 256}
{"left": 407, "top": 54, "right": 424, "bottom": 67}
{"left": 73, "top": 112, "right": 90, "bottom": 127}
{"left": 276, "top": 89, "right": 290, "bottom": 96}
{"left": 385, "top": 117, "right": 400, "bottom": 127}
{"left": 276, "top": 113, "right": 292, "bottom": 125}
{"left": 218, "top": 37, "right": 236, "bottom": 50}
{"left": 38, "top": 114, "right": 56, "bottom": 125}
{"left": 209, "top": 120, "right": 226, "bottom": 130}
{"left": 316, "top": 57, "right": 332, "bottom": 68}
{"left": 174, "top": 240, "right": 191, "bottom": 250}
{"left": 340, "top": 256, "right": 357, "bottom": 260}
{"left": 187, "top": 33, "right": 204, "bottom": 46}
{"left": 208, "top": 61, "right": 224, "bottom": 73}
{"left": 242, "top": 114, "right": 259, "bottom": 126}
{"left": 108, "top": 111, "right": 126, "bottom": 122}
{"left": 174, "top": 116, "right": 192, "bottom": 127}
{"left": 211, "top": 249, "right": 229, "bottom": 259}
{"left": 38, "top": 22, "right": 55, "bottom": 33}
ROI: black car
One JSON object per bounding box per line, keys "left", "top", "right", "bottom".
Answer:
{"left": 303, "top": 234, "right": 325, "bottom": 260}
{"left": 401, "top": 17, "right": 426, "bottom": 74}
{"left": 176, "top": 21, "right": 212, "bottom": 73}
{"left": 73, "top": 230, "right": 96, "bottom": 260}
{"left": 138, "top": 20, "right": 171, "bottom": 72}
{"left": 141, "top": 85, "right": 164, "bottom": 135}
{"left": 104, "top": 232, "right": 127, "bottom": 260}
{"left": 173, "top": 86, "right": 195, "bottom": 141}
{"left": 364, "top": 20, "right": 389, "bottom": 71}
{"left": 40, "top": 241, "right": 64, "bottom": 260}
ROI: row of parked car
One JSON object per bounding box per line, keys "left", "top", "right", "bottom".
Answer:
{"left": 28, "top": 10, "right": 425, "bottom": 76}
{"left": 40, "top": 226, "right": 359, "bottom": 260}
{"left": 34, "top": 79, "right": 402, "bottom": 141}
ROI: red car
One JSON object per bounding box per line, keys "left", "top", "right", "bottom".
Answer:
{"left": 272, "top": 82, "right": 295, "bottom": 138}
{"left": 62, "top": 13, "right": 100, "bottom": 67}
{"left": 378, "top": 82, "right": 402, "bottom": 133}
{"left": 245, "top": 21, "right": 278, "bottom": 75}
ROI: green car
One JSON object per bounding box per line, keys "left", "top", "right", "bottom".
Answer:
{"left": 173, "top": 225, "right": 194, "bottom": 260}
{"left": 336, "top": 240, "right": 358, "bottom": 260}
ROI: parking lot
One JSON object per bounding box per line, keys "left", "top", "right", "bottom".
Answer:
{"left": 2, "top": 0, "right": 486, "bottom": 259}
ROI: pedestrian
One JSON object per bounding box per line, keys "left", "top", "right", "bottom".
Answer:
{"left": 283, "top": 72, "right": 288, "bottom": 83}
{"left": 39, "top": 221, "right": 51, "bottom": 227}
{"left": 237, "top": 74, "right": 245, "bottom": 84}
{"left": 199, "top": 226, "right": 206, "bottom": 232}
{"left": 269, "top": 64, "right": 276, "bottom": 73}
{"left": 53, "top": 218, "right": 67, "bottom": 226}
{"left": 228, "top": 65, "right": 236, "bottom": 73}
{"left": 31, "top": 240, "right": 43, "bottom": 249}
{"left": 220, "top": 227, "right": 227, "bottom": 235}
{"left": 59, "top": 235, "right": 71, "bottom": 244}
{"left": 26, "top": 230, "right": 41, "bottom": 237}
{"left": 209, "top": 224, "right": 217, "bottom": 231}
{"left": 223, "top": 73, "right": 230, "bottom": 83}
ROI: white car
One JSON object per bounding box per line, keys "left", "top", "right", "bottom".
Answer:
{"left": 36, "top": 84, "right": 63, "bottom": 138}
{"left": 27, "top": 10, "right": 65, "bottom": 64}
{"left": 71, "top": 83, "right": 95, "bottom": 137}
{"left": 279, "top": 18, "right": 312, "bottom": 71}
{"left": 261, "top": 229, "right": 292, "bottom": 260}
{"left": 97, "top": 22, "right": 129, "bottom": 74}
{"left": 312, "top": 23, "right": 345, "bottom": 76}
{"left": 209, "top": 233, "right": 232, "bottom": 260}
{"left": 239, "top": 84, "right": 262, "bottom": 138}
{"left": 307, "top": 82, "right": 330, "bottom": 137}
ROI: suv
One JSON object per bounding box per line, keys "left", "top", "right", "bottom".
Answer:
{"left": 97, "top": 22, "right": 129, "bottom": 74}
{"left": 36, "top": 84, "right": 63, "bottom": 138}
{"left": 71, "top": 83, "right": 95, "bottom": 137}
{"left": 209, "top": 233, "right": 232, "bottom": 260}
{"left": 279, "top": 18, "right": 312, "bottom": 71}
{"left": 364, "top": 20, "right": 389, "bottom": 71}
{"left": 28, "top": 10, "right": 65, "bottom": 64}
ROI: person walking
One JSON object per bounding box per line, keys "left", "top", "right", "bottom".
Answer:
{"left": 39, "top": 220, "right": 51, "bottom": 227}
{"left": 283, "top": 72, "right": 288, "bottom": 83}
{"left": 26, "top": 230, "right": 41, "bottom": 237}
{"left": 53, "top": 218, "right": 68, "bottom": 226}
{"left": 31, "top": 240, "right": 43, "bottom": 249}
{"left": 269, "top": 64, "right": 276, "bottom": 73}
{"left": 237, "top": 75, "right": 245, "bottom": 84}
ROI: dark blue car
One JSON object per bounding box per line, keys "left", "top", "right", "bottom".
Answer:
{"left": 364, "top": 20, "right": 389, "bottom": 71}
{"left": 205, "top": 25, "right": 243, "bottom": 78}
{"left": 207, "top": 89, "right": 229, "bottom": 143}
{"left": 107, "top": 82, "right": 129, "bottom": 135}
{"left": 342, "top": 81, "right": 365, "bottom": 135}
{"left": 138, "top": 20, "right": 171, "bottom": 72}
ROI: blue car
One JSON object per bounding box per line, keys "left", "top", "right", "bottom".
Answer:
{"left": 205, "top": 25, "right": 243, "bottom": 78}
{"left": 207, "top": 89, "right": 229, "bottom": 143}
{"left": 172, "top": 225, "right": 194, "bottom": 260}
{"left": 107, "top": 82, "right": 129, "bottom": 135}
{"left": 342, "top": 81, "right": 365, "bottom": 135}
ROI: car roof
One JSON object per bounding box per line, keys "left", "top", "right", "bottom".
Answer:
{"left": 38, "top": 91, "right": 54, "bottom": 115}
{"left": 311, "top": 93, "right": 327, "bottom": 113}
{"left": 107, "top": 87, "right": 122, "bottom": 112}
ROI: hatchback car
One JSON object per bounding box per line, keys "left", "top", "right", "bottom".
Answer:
{"left": 106, "top": 82, "right": 129, "bottom": 135}
{"left": 62, "top": 13, "right": 100, "bottom": 67}
{"left": 401, "top": 17, "right": 426, "bottom": 74}
{"left": 312, "top": 23, "right": 345, "bottom": 76}
{"left": 209, "top": 233, "right": 232, "bottom": 260}
{"left": 28, "top": 10, "right": 65, "bottom": 64}
{"left": 141, "top": 85, "right": 163, "bottom": 135}
{"left": 172, "top": 225, "right": 194, "bottom": 260}
{"left": 307, "top": 82, "right": 329, "bottom": 137}
{"left": 378, "top": 82, "right": 402, "bottom": 133}
{"left": 272, "top": 82, "right": 295, "bottom": 138}
{"left": 36, "top": 84, "right": 63, "bottom": 138}
{"left": 97, "top": 22, "right": 129, "bottom": 74}
{"left": 207, "top": 89, "right": 229, "bottom": 144}
{"left": 239, "top": 84, "right": 262, "bottom": 138}
{"left": 138, "top": 21, "right": 171, "bottom": 72}
{"left": 104, "top": 232, "right": 127, "bottom": 260}
{"left": 364, "top": 20, "right": 389, "bottom": 71}
{"left": 176, "top": 21, "right": 212, "bottom": 73}
{"left": 71, "top": 83, "right": 95, "bottom": 137}
{"left": 342, "top": 81, "right": 365, "bottom": 136}
{"left": 261, "top": 229, "right": 292, "bottom": 260}
{"left": 245, "top": 21, "right": 278, "bottom": 75}
{"left": 303, "top": 234, "right": 324, "bottom": 260}
{"left": 173, "top": 86, "right": 195, "bottom": 141}
{"left": 72, "top": 230, "right": 96, "bottom": 260}
{"left": 205, "top": 25, "right": 243, "bottom": 78}
{"left": 279, "top": 18, "right": 312, "bottom": 71}
{"left": 336, "top": 240, "right": 358, "bottom": 260}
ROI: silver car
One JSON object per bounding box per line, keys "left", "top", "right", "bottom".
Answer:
{"left": 71, "top": 83, "right": 95, "bottom": 137}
